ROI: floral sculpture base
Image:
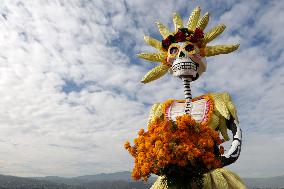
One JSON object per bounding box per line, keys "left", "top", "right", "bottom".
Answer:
{"left": 125, "top": 6, "right": 248, "bottom": 189}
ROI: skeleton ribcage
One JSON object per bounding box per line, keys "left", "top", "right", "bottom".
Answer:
{"left": 166, "top": 99, "right": 207, "bottom": 122}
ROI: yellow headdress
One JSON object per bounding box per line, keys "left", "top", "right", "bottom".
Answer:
{"left": 138, "top": 7, "right": 239, "bottom": 84}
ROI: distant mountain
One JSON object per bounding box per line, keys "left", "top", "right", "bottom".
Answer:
{"left": 33, "top": 171, "right": 156, "bottom": 185}
{"left": 0, "top": 173, "right": 152, "bottom": 189}
{"left": 244, "top": 175, "right": 284, "bottom": 188}
{"left": 32, "top": 175, "right": 81, "bottom": 185}
{"left": 74, "top": 171, "right": 133, "bottom": 182}
{"left": 31, "top": 171, "right": 155, "bottom": 189}
{"left": 0, "top": 174, "right": 72, "bottom": 189}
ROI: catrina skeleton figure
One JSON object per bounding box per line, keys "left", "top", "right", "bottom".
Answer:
{"left": 135, "top": 7, "right": 247, "bottom": 189}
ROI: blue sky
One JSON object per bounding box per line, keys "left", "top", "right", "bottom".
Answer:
{"left": 0, "top": 0, "right": 283, "bottom": 178}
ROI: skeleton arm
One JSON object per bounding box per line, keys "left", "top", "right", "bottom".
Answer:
{"left": 209, "top": 92, "right": 242, "bottom": 167}
{"left": 221, "top": 117, "right": 242, "bottom": 167}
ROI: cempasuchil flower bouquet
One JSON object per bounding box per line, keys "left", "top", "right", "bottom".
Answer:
{"left": 125, "top": 97, "right": 224, "bottom": 188}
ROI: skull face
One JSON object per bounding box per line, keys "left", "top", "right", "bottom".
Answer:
{"left": 167, "top": 42, "right": 207, "bottom": 81}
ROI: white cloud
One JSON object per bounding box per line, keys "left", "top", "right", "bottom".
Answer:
{"left": 0, "top": 0, "right": 282, "bottom": 179}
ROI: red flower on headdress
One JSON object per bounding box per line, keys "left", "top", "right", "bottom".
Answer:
{"left": 194, "top": 28, "right": 204, "bottom": 38}
{"left": 162, "top": 28, "right": 204, "bottom": 50}
{"left": 191, "top": 28, "right": 204, "bottom": 43}
{"left": 162, "top": 35, "right": 174, "bottom": 49}
{"left": 174, "top": 29, "right": 186, "bottom": 42}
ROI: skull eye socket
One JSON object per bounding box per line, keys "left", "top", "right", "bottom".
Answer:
{"left": 185, "top": 44, "right": 195, "bottom": 52}
{"left": 169, "top": 46, "right": 179, "bottom": 54}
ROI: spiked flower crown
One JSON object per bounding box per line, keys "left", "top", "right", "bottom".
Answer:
{"left": 138, "top": 7, "right": 240, "bottom": 84}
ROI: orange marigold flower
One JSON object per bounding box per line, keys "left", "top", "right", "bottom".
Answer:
{"left": 192, "top": 148, "right": 201, "bottom": 158}
{"left": 134, "top": 138, "right": 138, "bottom": 145}
{"left": 198, "top": 138, "right": 207, "bottom": 148}
{"left": 132, "top": 169, "right": 140, "bottom": 180}
{"left": 129, "top": 148, "right": 137, "bottom": 157}
{"left": 145, "top": 141, "right": 151, "bottom": 149}
{"left": 155, "top": 140, "right": 163, "bottom": 149}
{"left": 137, "top": 144, "right": 145, "bottom": 152}
{"left": 138, "top": 129, "right": 145, "bottom": 136}
{"left": 138, "top": 152, "right": 146, "bottom": 159}
{"left": 141, "top": 163, "right": 150, "bottom": 175}
{"left": 124, "top": 141, "right": 131, "bottom": 149}
{"left": 157, "top": 150, "right": 166, "bottom": 158}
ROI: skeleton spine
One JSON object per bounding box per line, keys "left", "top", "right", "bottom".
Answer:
{"left": 182, "top": 78, "right": 192, "bottom": 114}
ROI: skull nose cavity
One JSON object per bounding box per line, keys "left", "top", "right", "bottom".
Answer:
{"left": 179, "top": 51, "right": 186, "bottom": 58}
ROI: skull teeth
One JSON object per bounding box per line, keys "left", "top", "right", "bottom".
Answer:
{"left": 172, "top": 62, "right": 199, "bottom": 72}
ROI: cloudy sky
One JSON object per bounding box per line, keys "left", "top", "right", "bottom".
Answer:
{"left": 0, "top": 0, "right": 283, "bottom": 179}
